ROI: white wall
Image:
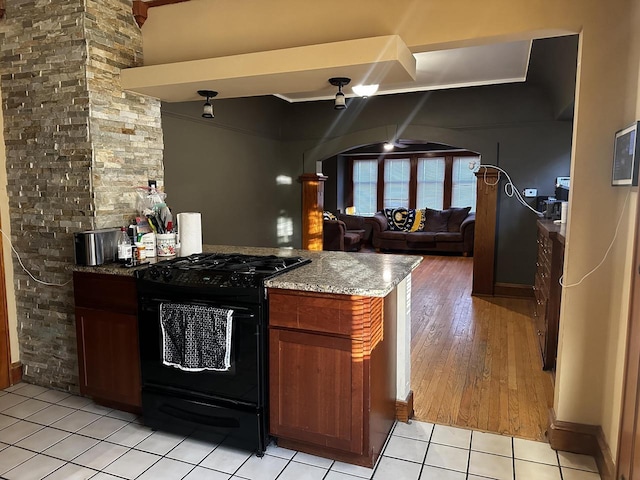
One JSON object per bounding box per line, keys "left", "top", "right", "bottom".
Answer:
{"left": 554, "top": 2, "right": 638, "bottom": 456}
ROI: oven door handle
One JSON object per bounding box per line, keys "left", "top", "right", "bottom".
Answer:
{"left": 159, "top": 403, "right": 240, "bottom": 428}
{"left": 139, "top": 300, "right": 256, "bottom": 319}
{"left": 218, "top": 306, "right": 255, "bottom": 319}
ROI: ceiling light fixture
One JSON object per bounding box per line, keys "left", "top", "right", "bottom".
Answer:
{"left": 352, "top": 84, "right": 379, "bottom": 98}
{"left": 328, "top": 77, "right": 351, "bottom": 110}
{"left": 197, "top": 89, "right": 218, "bottom": 118}
{"left": 383, "top": 142, "right": 395, "bottom": 151}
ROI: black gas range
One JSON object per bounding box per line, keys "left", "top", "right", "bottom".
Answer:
{"left": 134, "top": 252, "right": 310, "bottom": 455}
{"left": 136, "top": 252, "right": 310, "bottom": 300}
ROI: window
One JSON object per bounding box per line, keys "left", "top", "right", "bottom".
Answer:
{"left": 452, "top": 156, "right": 478, "bottom": 210}
{"left": 416, "top": 157, "right": 445, "bottom": 209}
{"left": 383, "top": 158, "right": 410, "bottom": 208}
{"left": 348, "top": 151, "right": 478, "bottom": 214}
{"left": 352, "top": 159, "right": 378, "bottom": 215}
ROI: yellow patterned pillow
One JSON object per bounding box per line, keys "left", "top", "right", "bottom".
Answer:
{"left": 406, "top": 208, "right": 425, "bottom": 232}
{"left": 384, "top": 208, "right": 425, "bottom": 231}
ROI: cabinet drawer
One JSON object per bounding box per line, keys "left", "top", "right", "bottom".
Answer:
{"left": 269, "top": 290, "right": 381, "bottom": 339}
{"left": 73, "top": 272, "right": 137, "bottom": 314}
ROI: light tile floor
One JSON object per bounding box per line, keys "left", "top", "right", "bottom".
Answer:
{"left": 0, "top": 383, "right": 602, "bottom": 480}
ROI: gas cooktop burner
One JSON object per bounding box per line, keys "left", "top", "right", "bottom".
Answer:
{"left": 169, "top": 253, "right": 304, "bottom": 272}
{"left": 135, "top": 252, "right": 310, "bottom": 288}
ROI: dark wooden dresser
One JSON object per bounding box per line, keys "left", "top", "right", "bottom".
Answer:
{"left": 533, "top": 220, "right": 566, "bottom": 370}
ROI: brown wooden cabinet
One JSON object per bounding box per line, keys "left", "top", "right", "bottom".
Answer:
{"left": 533, "top": 220, "right": 565, "bottom": 370}
{"left": 268, "top": 289, "right": 395, "bottom": 467}
{"left": 73, "top": 272, "right": 141, "bottom": 412}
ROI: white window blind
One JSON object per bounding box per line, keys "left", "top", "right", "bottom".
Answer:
{"left": 352, "top": 159, "right": 378, "bottom": 215}
{"left": 416, "top": 157, "right": 445, "bottom": 209}
{"left": 452, "top": 156, "right": 478, "bottom": 210}
{"left": 383, "top": 158, "right": 410, "bottom": 208}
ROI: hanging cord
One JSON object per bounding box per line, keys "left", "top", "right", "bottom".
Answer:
{"left": 476, "top": 163, "right": 632, "bottom": 290}
{"left": 476, "top": 163, "right": 545, "bottom": 216}
{"left": 0, "top": 229, "right": 71, "bottom": 287}
{"left": 559, "top": 188, "right": 631, "bottom": 289}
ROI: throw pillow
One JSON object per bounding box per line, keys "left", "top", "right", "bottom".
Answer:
{"left": 384, "top": 207, "right": 408, "bottom": 231}
{"left": 447, "top": 206, "right": 472, "bottom": 232}
{"left": 404, "top": 208, "right": 426, "bottom": 232}
{"left": 423, "top": 208, "right": 451, "bottom": 232}
{"left": 323, "top": 211, "right": 337, "bottom": 221}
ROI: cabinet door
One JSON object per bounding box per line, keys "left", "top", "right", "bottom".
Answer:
{"left": 269, "top": 328, "right": 364, "bottom": 454}
{"left": 76, "top": 307, "right": 141, "bottom": 409}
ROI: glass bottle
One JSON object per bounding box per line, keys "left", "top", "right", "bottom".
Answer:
{"left": 117, "top": 227, "right": 132, "bottom": 263}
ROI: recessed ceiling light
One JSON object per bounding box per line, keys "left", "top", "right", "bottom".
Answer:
{"left": 352, "top": 84, "right": 379, "bottom": 97}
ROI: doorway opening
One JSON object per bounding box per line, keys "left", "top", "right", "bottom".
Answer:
{"left": 321, "top": 140, "right": 554, "bottom": 440}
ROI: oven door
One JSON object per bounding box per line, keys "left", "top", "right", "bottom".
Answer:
{"left": 138, "top": 293, "right": 265, "bottom": 406}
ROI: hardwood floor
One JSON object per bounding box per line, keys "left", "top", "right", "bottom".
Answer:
{"left": 410, "top": 254, "right": 555, "bottom": 441}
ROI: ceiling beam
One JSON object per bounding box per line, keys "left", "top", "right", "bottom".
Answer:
{"left": 121, "top": 35, "right": 417, "bottom": 102}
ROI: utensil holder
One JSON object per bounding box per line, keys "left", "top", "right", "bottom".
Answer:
{"left": 156, "top": 233, "right": 177, "bottom": 257}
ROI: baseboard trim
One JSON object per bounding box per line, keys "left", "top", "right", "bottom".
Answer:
{"left": 493, "top": 282, "right": 535, "bottom": 298}
{"left": 10, "top": 362, "right": 22, "bottom": 385}
{"left": 396, "top": 390, "right": 414, "bottom": 422}
{"left": 548, "top": 408, "right": 615, "bottom": 480}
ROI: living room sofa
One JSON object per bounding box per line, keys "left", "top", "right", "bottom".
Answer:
{"left": 368, "top": 207, "right": 475, "bottom": 256}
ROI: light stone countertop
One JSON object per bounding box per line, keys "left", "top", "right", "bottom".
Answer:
{"left": 73, "top": 245, "right": 422, "bottom": 297}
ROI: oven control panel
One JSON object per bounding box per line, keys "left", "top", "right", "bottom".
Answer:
{"left": 139, "top": 266, "right": 262, "bottom": 289}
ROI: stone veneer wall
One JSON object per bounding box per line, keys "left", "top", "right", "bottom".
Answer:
{"left": 0, "top": 0, "right": 164, "bottom": 390}
{"left": 85, "top": 0, "right": 164, "bottom": 227}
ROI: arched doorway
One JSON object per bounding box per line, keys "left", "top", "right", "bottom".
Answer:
{"left": 303, "top": 127, "right": 500, "bottom": 297}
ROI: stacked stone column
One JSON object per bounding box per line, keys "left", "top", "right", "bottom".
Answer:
{"left": 0, "top": 0, "right": 164, "bottom": 390}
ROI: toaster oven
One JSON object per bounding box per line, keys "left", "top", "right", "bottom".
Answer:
{"left": 73, "top": 228, "right": 121, "bottom": 266}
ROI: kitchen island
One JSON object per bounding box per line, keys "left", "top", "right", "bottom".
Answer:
{"left": 73, "top": 246, "right": 421, "bottom": 467}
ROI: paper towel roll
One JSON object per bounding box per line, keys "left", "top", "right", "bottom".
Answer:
{"left": 177, "top": 212, "right": 202, "bottom": 256}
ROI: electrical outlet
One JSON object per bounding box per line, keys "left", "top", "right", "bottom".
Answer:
{"left": 523, "top": 188, "right": 537, "bottom": 198}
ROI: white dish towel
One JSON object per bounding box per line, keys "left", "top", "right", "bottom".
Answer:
{"left": 160, "top": 303, "right": 233, "bottom": 372}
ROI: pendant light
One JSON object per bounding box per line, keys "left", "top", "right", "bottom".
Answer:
{"left": 328, "top": 77, "right": 351, "bottom": 110}
{"left": 197, "top": 90, "right": 218, "bottom": 118}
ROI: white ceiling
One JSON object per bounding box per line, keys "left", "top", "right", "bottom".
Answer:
{"left": 279, "top": 40, "right": 532, "bottom": 102}
{"left": 121, "top": 37, "right": 532, "bottom": 103}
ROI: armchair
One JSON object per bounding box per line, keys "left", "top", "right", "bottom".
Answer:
{"left": 323, "top": 213, "right": 367, "bottom": 251}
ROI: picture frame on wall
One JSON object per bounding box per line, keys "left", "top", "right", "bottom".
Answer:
{"left": 612, "top": 121, "right": 639, "bottom": 186}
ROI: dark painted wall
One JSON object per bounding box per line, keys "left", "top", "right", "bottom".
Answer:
{"left": 323, "top": 156, "right": 338, "bottom": 213}
{"left": 527, "top": 36, "right": 578, "bottom": 120}
{"left": 162, "top": 82, "right": 572, "bottom": 285}
{"left": 162, "top": 97, "right": 302, "bottom": 248}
